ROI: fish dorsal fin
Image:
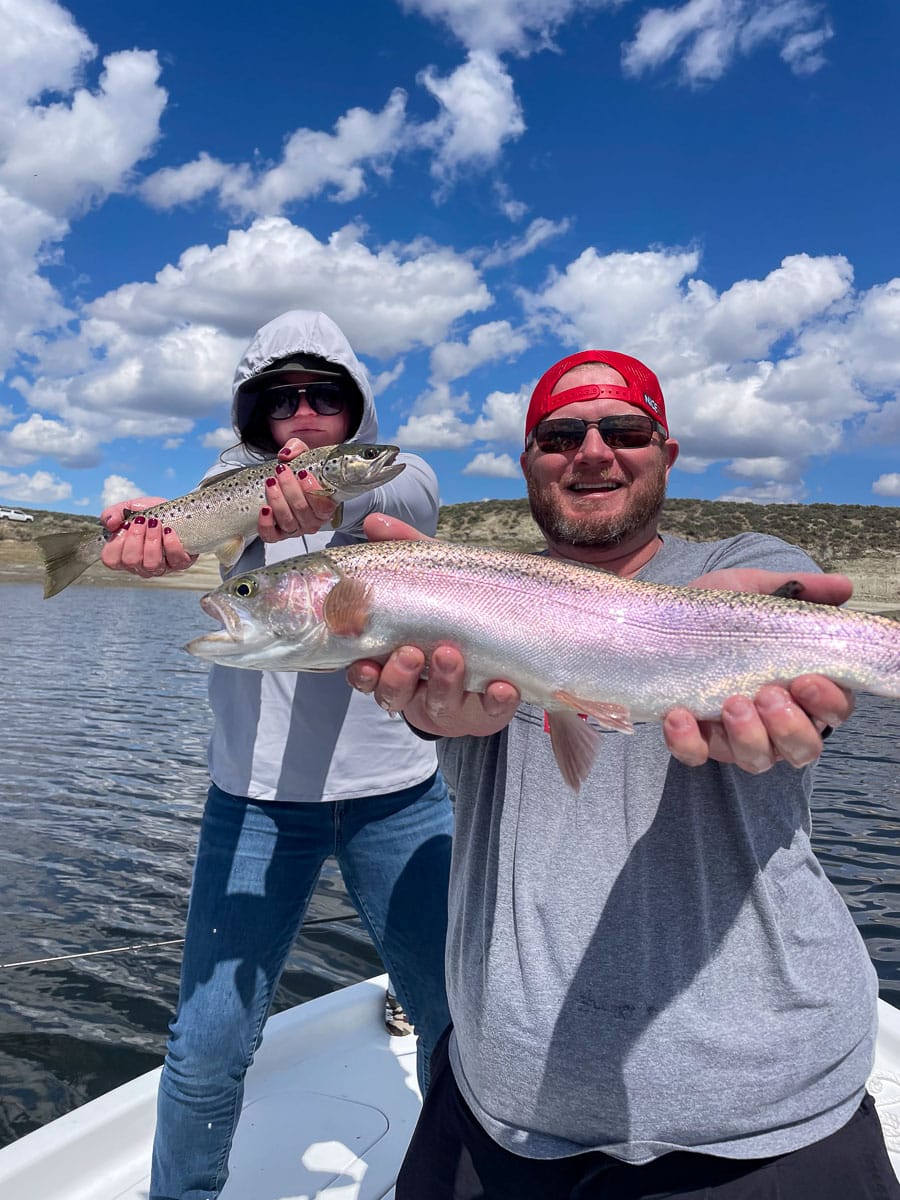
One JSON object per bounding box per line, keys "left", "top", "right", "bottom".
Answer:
{"left": 214, "top": 536, "right": 247, "bottom": 570}
{"left": 553, "top": 690, "right": 634, "bottom": 735}
{"left": 323, "top": 576, "right": 371, "bottom": 637}
{"left": 545, "top": 710, "right": 601, "bottom": 792}
{"left": 196, "top": 467, "right": 248, "bottom": 489}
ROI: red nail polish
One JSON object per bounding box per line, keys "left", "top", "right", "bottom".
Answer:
{"left": 275, "top": 463, "right": 286, "bottom": 474}
{"left": 147, "top": 518, "right": 158, "bottom": 528}
{"left": 266, "top": 477, "right": 276, "bottom": 487}
{"left": 122, "top": 522, "right": 131, "bottom": 530}
{"left": 296, "top": 469, "right": 308, "bottom": 479}
{"left": 133, "top": 515, "right": 146, "bottom": 524}
{"left": 261, "top": 506, "right": 272, "bottom": 517}
{"left": 163, "top": 527, "right": 172, "bottom": 535}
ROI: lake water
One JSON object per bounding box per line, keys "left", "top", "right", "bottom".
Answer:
{"left": 1, "top": 581, "right": 898, "bottom": 1149}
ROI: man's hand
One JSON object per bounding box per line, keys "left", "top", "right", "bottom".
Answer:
{"left": 662, "top": 569, "right": 855, "bottom": 772}
{"left": 100, "top": 497, "right": 197, "bottom": 578}
{"left": 349, "top": 641, "right": 521, "bottom": 739}
{"left": 346, "top": 514, "right": 519, "bottom": 737}
{"left": 258, "top": 438, "right": 340, "bottom": 541}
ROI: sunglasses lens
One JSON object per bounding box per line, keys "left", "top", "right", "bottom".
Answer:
{"left": 534, "top": 417, "right": 656, "bottom": 452}
{"left": 263, "top": 382, "right": 346, "bottom": 419}
{"left": 535, "top": 420, "right": 584, "bottom": 453}
{"left": 304, "top": 382, "right": 345, "bottom": 415}
{"left": 603, "top": 419, "right": 654, "bottom": 449}
{"left": 264, "top": 389, "right": 299, "bottom": 419}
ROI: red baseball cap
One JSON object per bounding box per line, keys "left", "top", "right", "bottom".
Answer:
{"left": 525, "top": 350, "right": 668, "bottom": 443}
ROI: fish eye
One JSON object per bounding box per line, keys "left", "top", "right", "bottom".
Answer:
{"left": 232, "top": 578, "right": 258, "bottom": 599}
{"left": 362, "top": 447, "right": 379, "bottom": 459}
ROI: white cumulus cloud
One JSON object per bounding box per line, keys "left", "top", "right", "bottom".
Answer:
{"left": 462, "top": 451, "right": 521, "bottom": 478}
{"left": 101, "top": 474, "right": 144, "bottom": 508}
{"left": 418, "top": 52, "right": 525, "bottom": 182}
{"left": 0, "top": 466, "right": 72, "bottom": 504}
{"left": 481, "top": 217, "right": 572, "bottom": 268}
{"left": 622, "top": 0, "right": 832, "bottom": 85}
{"left": 0, "top": 1, "right": 167, "bottom": 373}
{"left": 140, "top": 91, "right": 409, "bottom": 217}
{"left": 430, "top": 320, "right": 529, "bottom": 384}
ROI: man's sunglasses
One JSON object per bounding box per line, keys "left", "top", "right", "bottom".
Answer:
{"left": 261, "top": 382, "right": 347, "bottom": 420}
{"left": 528, "top": 415, "right": 665, "bottom": 454}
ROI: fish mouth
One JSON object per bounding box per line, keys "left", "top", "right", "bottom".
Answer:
{"left": 365, "top": 445, "right": 400, "bottom": 470}
{"left": 200, "top": 592, "right": 243, "bottom": 637}
{"left": 184, "top": 593, "right": 269, "bottom": 660}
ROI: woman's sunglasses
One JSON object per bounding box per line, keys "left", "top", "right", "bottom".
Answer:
{"left": 261, "top": 382, "right": 347, "bottom": 420}
{"left": 529, "top": 415, "right": 664, "bottom": 454}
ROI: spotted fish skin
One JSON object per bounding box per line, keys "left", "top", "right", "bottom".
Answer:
{"left": 186, "top": 539, "right": 900, "bottom": 788}
{"left": 34, "top": 444, "right": 404, "bottom": 598}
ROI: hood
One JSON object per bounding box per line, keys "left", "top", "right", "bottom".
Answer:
{"left": 231, "top": 310, "right": 377, "bottom": 445}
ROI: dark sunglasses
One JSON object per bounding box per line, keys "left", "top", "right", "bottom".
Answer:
{"left": 261, "top": 382, "right": 347, "bottom": 420}
{"left": 529, "top": 414, "right": 664, "bottom": 453}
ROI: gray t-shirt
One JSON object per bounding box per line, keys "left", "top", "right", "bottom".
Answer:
{"left": 439, "top": 533, "right": 877, "bottom": 1163}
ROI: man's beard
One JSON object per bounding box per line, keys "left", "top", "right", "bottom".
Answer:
{"left": 525, "top": 462, "right": 668, "bottom": 549}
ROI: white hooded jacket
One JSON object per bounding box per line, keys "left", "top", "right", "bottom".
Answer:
{"left": 204, "top": 310, "right": 439, "bottom": 802}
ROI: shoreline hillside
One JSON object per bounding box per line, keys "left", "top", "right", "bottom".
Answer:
{"left": 1, "top": 499, "right": 897, "bottom": 617}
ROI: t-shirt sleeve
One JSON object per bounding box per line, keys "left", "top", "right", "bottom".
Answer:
{"left": 692, "top": 533, "right": 822, "bottom": 578}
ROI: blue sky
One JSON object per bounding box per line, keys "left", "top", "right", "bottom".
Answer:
{"left": 1, "top": 0, "right": 898, "bottom": 514}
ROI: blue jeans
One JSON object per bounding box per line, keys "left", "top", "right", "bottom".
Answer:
{"left": 150, "top": 772, "right": 453, "bottom": 1200}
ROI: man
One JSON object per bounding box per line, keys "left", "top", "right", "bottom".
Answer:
{"left": 348, "top": 350, "right": 898, "bottom": 1199}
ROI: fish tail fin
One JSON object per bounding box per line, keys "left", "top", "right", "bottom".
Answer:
{"left": 34, "top": 530, "right": 105, "bottom": 598}
{"left": 546, "top": 709, "right": 601, "bottom": 792}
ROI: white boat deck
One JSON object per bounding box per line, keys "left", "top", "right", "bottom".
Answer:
{"left": 0, "top": 975, "right": 419, "bottom": 1200}
{"left": 2, "top": 974, "right": 900, "bottom": 1199}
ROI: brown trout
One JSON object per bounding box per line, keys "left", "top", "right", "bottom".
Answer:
{"left": 35, "top": 444, "right": 404, "bottom": 598}
{"left": 185, "top": 539, "right": 900, "bottom": 789}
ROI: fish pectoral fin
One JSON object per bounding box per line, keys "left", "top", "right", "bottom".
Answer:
{"left": 545, "top": 710, "right": 601, "bottom": 793}
{"left": 323, "top": 576, "right": 371, "bottom": 638}
{"left": 304, "top": 482, "right": 333, "bottom": 499}
{"left": 552, "top": 690, "right": 634, "bottom": 735}
{"left": 330, "top": 502, "right": 344, "bottom": 529}
{"left": 214, "top": 536, "right": 247, "bottom": 570}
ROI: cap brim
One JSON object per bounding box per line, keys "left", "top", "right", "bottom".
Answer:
{"left": 238, "top": 362, "right": 344, "bottom": 393}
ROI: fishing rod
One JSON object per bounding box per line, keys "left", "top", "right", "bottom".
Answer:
{"left": 0, "top": 912, "right": 363, "bottom": 969}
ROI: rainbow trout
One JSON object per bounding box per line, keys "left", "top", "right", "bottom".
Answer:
{"left": 34, "top": 444, "right": 404, "bottom": 598}
{"left": 185, "top": 539, "right": 900, "bottom": 789}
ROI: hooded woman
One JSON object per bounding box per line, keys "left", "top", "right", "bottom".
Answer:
{"left": 101, "top": 310, "right": 452, "bottom": 1200}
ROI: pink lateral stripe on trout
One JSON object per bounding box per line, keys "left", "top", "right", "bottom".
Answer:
{"left": 185, "top": 539, "right": 900, "bottom": 790}
{"left": 33, "top": 444, "right": 404, "bottom": 598}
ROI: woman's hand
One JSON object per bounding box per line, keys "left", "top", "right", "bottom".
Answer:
{"left": 100, "top": 498, "right": 197, "bottom": 577}
{"left": 257, "top": 438, "right": 340, "bottom": 541}
{"left": 663, "top": 570, "right": 855, "bottom": 772}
